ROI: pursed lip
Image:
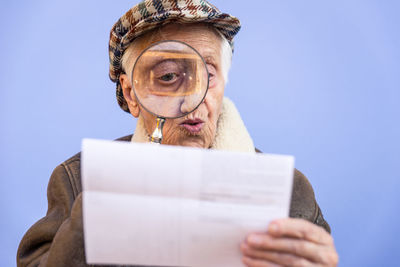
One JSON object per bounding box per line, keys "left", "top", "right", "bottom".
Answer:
{"left": 180, "top": 118, "right": 205, "bottom": 133}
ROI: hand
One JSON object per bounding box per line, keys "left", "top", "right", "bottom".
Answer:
{"left": 240, "top": 218, "right": 338, "bottom": 267}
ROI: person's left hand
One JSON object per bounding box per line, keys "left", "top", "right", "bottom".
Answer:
{"left": 240, "top": 218, "right": 338, "bottom": 267}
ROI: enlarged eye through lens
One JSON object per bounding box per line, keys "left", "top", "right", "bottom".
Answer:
{"left": 148, "top": 59, "right": 187, "bottom": 95}
{"left": 131, "top": 40, "right": 209, "bottom": 118}
{"left": 159, "top": 73, "right": 178, "bottom": 82}
{"left": 151, "top": 59, "right": 184, "bottom": 86}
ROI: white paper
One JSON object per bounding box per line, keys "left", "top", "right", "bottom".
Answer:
{"left": 81, "top": 139, "right": 294, "bottom": 267}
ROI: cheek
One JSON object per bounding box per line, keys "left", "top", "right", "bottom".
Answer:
{"left": 206, "top": 83, "right": 224, "bottom": 120}
{"left": 140, "top": 109, "right": 157, "bottom": 135}
{"left": 160, "top": 121, "right": 181, "bottom": 144}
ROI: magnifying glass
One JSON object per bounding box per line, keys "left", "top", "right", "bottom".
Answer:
{"left": 131, "top": 40, "right": 209, "bottom": 144}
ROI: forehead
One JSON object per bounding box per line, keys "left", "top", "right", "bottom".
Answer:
{"left": 133, "top": 23, "right": 222, "bottom": 62}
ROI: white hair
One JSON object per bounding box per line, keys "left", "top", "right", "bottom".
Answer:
{"left": 217, "top": 30, "right": 233, "bottom": 84}
{"left": 121, "top": 28, "right": 233, "bottom": 85}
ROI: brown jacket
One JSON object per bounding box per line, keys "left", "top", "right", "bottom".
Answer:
{"left": 17, "top": 135, "right": 330, "bottom": 267}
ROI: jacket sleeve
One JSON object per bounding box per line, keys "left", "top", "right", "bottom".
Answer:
{"left": 17, "top": 164, "right": 88, "bottom": 267}
{"left": 290, "top": 169, "right": 331, "bottom": 233}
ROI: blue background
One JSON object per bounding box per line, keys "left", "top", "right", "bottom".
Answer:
{"left": 1, "top": 1, "right": 399, "bottom": 266}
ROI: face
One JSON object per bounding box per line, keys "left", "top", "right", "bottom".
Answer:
{"left": 120, "top": 23, "right": 226, "bottom": 148}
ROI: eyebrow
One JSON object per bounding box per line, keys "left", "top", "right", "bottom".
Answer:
{"left": 203, "top": 55, "right": 218, "bottom": 65}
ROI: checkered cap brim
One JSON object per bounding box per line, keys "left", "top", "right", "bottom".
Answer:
{"left": 109, "top": 0, "right": 241, "bottom": 113}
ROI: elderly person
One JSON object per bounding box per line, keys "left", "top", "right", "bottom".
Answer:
{"left": 17, "top": 0, "right": 338, "bottom": 266}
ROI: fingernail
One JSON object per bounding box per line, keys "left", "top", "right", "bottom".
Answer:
{"left": 248, "top": 235, "right": 263, "bottom": 245}
{"left": 268, "top": 222, "right": 279, "bottom": 233}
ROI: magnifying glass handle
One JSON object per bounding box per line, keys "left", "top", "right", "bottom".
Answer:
{"left": 149, "top": 117, "right": 166, "bottom": 144}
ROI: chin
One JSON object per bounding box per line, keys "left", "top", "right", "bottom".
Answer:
{"left": 179, "top": 139, "right": 206, "bottom": 148}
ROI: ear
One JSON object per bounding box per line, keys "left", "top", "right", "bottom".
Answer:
{"left": 120, "top": 74, "right": 140, "bottom": 118}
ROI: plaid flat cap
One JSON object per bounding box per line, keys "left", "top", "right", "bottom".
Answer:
{"left": 109, "top": 0, "right": 241, "bottom": 113}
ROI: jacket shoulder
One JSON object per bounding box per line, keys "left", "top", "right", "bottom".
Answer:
{"left": 289, "top": 169, "right": 318, "bottom": 219}
{"left": 61, "top": 152, "right": 82, "bottom": 197}
{"left": 290, "top": 169, "right": 331, "bottom": 232}
{"left": 60, "top": 135, "right": 133, "bottom": 196}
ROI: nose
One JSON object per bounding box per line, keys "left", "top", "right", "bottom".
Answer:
{"left": 180, "top": 95, "right": 200, "bottom": 115}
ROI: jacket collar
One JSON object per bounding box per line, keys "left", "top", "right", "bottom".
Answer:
{"left": 132, "top": 97, "right": 255, "bottom": 153}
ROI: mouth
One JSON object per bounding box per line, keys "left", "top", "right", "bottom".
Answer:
{"left": 180, "top": 118, "right": 204, "bottom": 133}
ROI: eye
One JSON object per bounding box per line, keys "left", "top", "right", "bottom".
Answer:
{"left": 207, "top": 64, "right": 216, "bottom": 78}
{"left": 159, "top": 73, "right": 178, "bottom": 82}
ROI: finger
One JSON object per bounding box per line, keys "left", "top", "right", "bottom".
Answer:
{"left": 241, "top": 242, "right": 318, "bottom": 267}
{"left": 268, "top": 218, "right": 334, "bottom": 245}
{"left": 246, "top": 234, "right": 332, "bottom": 263}
{"left": 242, "top": 256, "right": 281, "bottom": 267}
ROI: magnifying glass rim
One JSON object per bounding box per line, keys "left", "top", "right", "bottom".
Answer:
{"left": 130, "top": 39, "right": 210, "bottom": 119}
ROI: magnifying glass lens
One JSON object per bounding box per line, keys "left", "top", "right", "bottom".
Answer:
{"left": 132, "top": 41, "right": 209, "bottom": 119}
